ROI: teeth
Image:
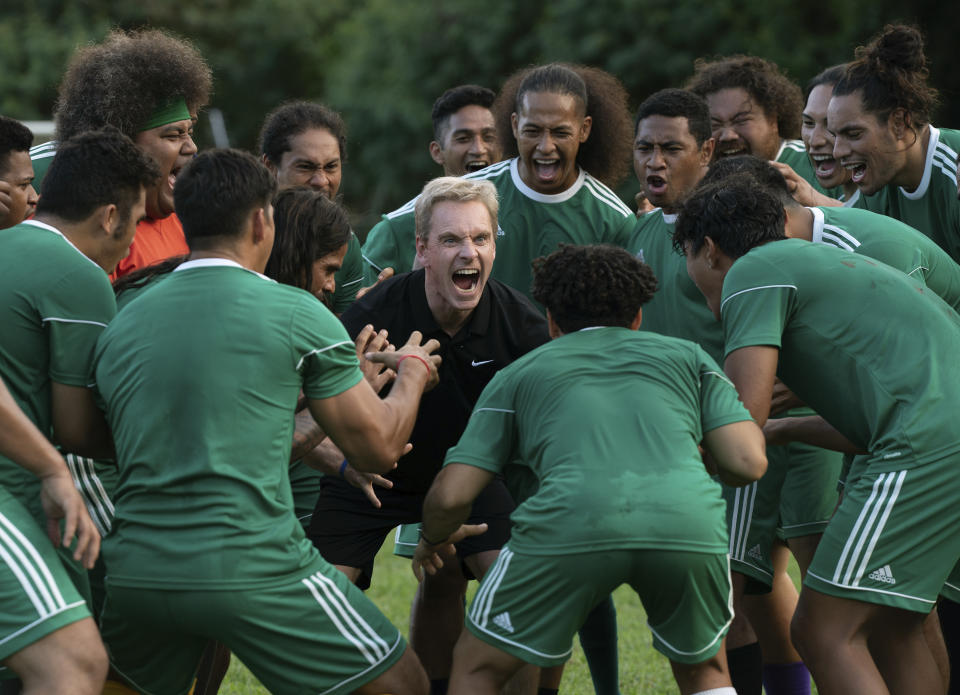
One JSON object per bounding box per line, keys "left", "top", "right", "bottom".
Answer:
{"left": 454, "top": 269, "right": 479, "bottom": 276}
{"left": 534, "top": 158, "right": 558, "bottom": 165}
{"left": 811, "top": 155, "right": 833, "bottom": 162}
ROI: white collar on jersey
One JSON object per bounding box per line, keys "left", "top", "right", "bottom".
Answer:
{"left": 20, "top": 219, "right": 102, "bottom": 270}
{"left": 900, "top": 125, "right": 940, "bottom": 201}
{"left": 174, "top": 257, "right": 275, "bottom": 282}
{"left": 509, "top": 157, "right": 585, "bottom": 203}
{"left": 807, "top": 206, "right": 826, "bottom": 244}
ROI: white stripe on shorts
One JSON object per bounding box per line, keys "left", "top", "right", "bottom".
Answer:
{"left": 65, "top": 454, "right": 114, "bottom": 536}
{"left": 833, "top": 470, "right": 907, "bottom": 587}
{"left": 728, "top": 482, "right": 757, "bottom": 560}
{"left": 0, "top": 512, "right": 68, "bottom": 617}
{"left": 469, "top": 548, "right": 513, "bottom": 629}
{"left": 301, "top": 572, "right": 389, "bottom": 664}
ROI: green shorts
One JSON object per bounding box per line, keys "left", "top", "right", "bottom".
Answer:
{"left": 805, "top": 456, "right": 960, "bottom": 613}
{"left": 466, "top": 544, "right": 732, "bottom": 667}
{"left": 393, "top": 523, "right": 419, "bottom": 558}
{"left": 0, "top": 486, "right": 90, "bottom": 664}
{"left": 726, "top": 441, "right": 841, "bottom": 589}
{"left": 101, "top": 557, "right": 405, "bottom": 695}
{"left": 64, "top": 454, "right": 116, "bottom": 537}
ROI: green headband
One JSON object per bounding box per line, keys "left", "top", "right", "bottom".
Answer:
{"left": 140, "top": 97, "right": 191, "bottom": 131}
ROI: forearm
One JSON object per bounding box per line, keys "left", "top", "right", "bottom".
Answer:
{"left": 0, "top": 387, "right": 69, "bottom": 479}
{"left": 421, "top": 487, "right": 473, "bottom": 545}
{"left": 361, "top": 358, "right": 429, "bottom": 467}
{"left": 300, "top": 438, "right": 344, "bottom": 474}
{"left": 765, "top": 415, "right": 866, "bottom": 454}
{"left": 291, "top": 410, "right": 327, "bottom": 462}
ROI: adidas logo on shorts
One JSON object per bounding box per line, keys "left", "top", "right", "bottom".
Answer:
{"left": 493, "top": 612, "right": 514, "bottom": 633}
{"left": 747, "top": 544, "right": 763, "bottom": 561}
{"left": 868, "top": 565, "right": 896, "bottom": 585}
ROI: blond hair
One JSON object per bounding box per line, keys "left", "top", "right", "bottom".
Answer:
{"left": 414, "top": 176, "right": 498, "bottom": 242}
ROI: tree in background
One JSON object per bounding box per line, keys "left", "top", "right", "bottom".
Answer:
{"left": 2, "top": 0, "right": 955, "bottom": 233}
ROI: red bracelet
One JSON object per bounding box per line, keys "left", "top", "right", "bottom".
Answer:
{"left": 398, "top": 353, "right": 431, "bottom": 377}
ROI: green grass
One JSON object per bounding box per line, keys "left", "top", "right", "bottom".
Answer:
{"left": 219, "top": 538, "right": 807, "bottom": 694}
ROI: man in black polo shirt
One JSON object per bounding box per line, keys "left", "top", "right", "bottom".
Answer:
{"left": 309, "top": 176, "right": 547, "bottom": 694}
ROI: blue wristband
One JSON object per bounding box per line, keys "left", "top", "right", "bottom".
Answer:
{"left": 339, "top": 460, "right": 348, "bottom": 477}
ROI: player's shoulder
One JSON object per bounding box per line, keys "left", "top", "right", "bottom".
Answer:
{"left": 580, "top": 172, "right": 633, "bottom": 218}
{"left": 930, "top": 127, "right": 959, "bottom": 190}
{"left": 464, "top": 159, "right": 513, "bottom": 184}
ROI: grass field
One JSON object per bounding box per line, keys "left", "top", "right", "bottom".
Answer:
{"left": 219, "top": 537, "right": 810, "bottom": 694}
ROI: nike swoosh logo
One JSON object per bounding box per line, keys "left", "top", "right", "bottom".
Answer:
{"left": 471, "top": 359, "right": 494, "bottom": 367}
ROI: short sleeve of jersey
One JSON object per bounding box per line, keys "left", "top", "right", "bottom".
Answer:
{"left": 721, "top": 257, "right": 795, "bottom": 359}
{"left": 39, "top": 266, "right": 116, "bottom": 386}
{"left": 443, "top": 370, "right": 518, "bottom": 474}
{"left": 362, "top": 216, "right": 402, "bottom": 285}
{"left": 697, "top": 347, "right": 754, "bottom": 433}
{"left": 331, "top": 232, "right": 364, "bottom": 314}
{"left": 293, "top": 296, "right": 363, "bottom": 399}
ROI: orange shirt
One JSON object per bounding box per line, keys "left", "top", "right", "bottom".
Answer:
{"left": 111, "top": 213, "right": 188, "bottom": 280}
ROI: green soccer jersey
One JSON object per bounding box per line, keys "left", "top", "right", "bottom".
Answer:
{"left": 777, "top": 139, "right": 841, "bottom": 198}
{"left": 852, "top": 126, "right": 960, "bottom": 262}
{"left": 445, "top": 327, "right": 753, "bottom": 556}
{"left": 330, "top": 231, "right": 363, "bottom": 314}
{"left": 721, "top": 239, "right": 960, "bottom": 469}
{"left": 0, "top": 220, "right": 115, "bottom": 523}
{"left": 627, "top": 209, "right": 725, "bottom": 363}
{"left": 810, "top": 206, "right": 960, "bottom": 311}
{"left": 361, "top": 159, "right": 635, "bottom": 300}
{"left": 95, "top": 259, "right": 364, "bottom": 590}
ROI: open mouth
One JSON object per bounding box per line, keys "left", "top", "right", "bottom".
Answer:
{"left": 533, "top": 157, "right": 561, "bottom": 182}
{"left": 717, "top": 146, "right": 747, "bottom": 158}
{"left": 844, "top": 161, "right": 867, "bottom": 184}
{"left": 810, "top": 154, "right": 838, "bottom": 179}
{"left": 465, "top": 160, "right": 490, "bottom": 173}
{"left": 168, "top": 165, "right": 183, "bottom": 190}
{"left": 452, "top": 268, "right": 480, "bottom": 291}
{"left": 646, "top": 175, "right": 667, "bottom": 196}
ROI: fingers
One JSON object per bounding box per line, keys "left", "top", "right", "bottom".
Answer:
{"left": 378, "top": 267, "right": 395, "bottom": 283}
{"left": 449, "top": 522, "right": 488, "bottom": 543}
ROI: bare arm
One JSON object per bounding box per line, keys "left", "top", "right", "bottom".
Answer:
{"left": 301, "top": 437, "right": 395, "bottom": 508}
{"left": 50, "top": 382, "right": 113, "bottom": 459}
{"left": 703, "top": 420, "right": 767, "bottom": 487}
{"left": 0, "top": 379, "right": 99, "bottom": 567}
{"left": 307, "top": 331, "right": 440, "bottom": 474}
{"left": 413, "top": 463, "right": 493, "bottom": 580}
{"left": 724, "top": 345, "right": 780, "bottom": 428}
{"left": 764, "top": 415, "right": 866, "bottom": 454}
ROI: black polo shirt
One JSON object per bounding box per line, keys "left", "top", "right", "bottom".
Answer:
{"left": 340, "top": 269, "right": 549, "bottom": 492}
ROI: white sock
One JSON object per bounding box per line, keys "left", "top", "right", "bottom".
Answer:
{"left": 691, "top": 688, "right": 738, "bottom": 695}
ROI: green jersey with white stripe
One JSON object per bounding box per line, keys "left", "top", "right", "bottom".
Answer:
{"left": 627, "top": 209, "right": 725, "bottom": 363}
{"left": 446, "top": 327, "right": 752, "bottom": 555}
{"left": 95, "top": 259, "right": 363, "bottom": 589}
{"left": 330, "top": 232, "right": 363, "bottom": 314}
{"left": 852, "top": 126, "right": 960, "bottom": 262}
{"left": 721, "top": 239, "right": 960, "bottom": 470}
{"left": 0, "top": 220, "right": 115, "bottom": 524}
{"left": 810, "top": 206, "right": 960, "bottom": 312}
{"left": 362, "top": 159, "right": 635, "bottom": 301}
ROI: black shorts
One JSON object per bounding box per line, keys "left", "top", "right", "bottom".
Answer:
{"left": 308, "top": 476, "right": 514, "bottom": 589}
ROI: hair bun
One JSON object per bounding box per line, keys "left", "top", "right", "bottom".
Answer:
{"left": 869, "top": 24, "right": 927, "bottom": 75}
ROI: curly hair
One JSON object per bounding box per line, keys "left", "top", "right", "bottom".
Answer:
{"left": 258, "top": 101, "right": 347, "bottom": 166}
{"left": 0, "top": 116, "right": 33, "bottom": 174}
{"left": 55, "top": 28, "right": 212, "bottom": 141}
{"left": 431, "top": 85, "right": 496, "bottom": 141}
{"left": 38, "top": 128, "right": 160, "bottom": 222}
{"left": 493, "top": 63, "right": 633, "bottom": 187}
{"left": 834, "top": 24, "right": 938, "bottom": 128}
{"left": 264, "top": 187, "right": 352, "bottom": 296}
{"left": 699, "top": 155, "right": 796, "bottom": 207}
{"left": 674, "top": 174, "right": 786, "bottom": 258}
{"left": 687, "top": 55, "right": 803, "bottom": 140}
{"left": 532, "top": 244, "right": 658, "bottom": 333}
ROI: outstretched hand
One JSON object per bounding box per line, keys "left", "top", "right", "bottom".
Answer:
{"left": 355, "top": 324, "right": 395, "bottom": 393}
{"left": 366, "top": 330, "right": 441, "bottom": 390}
{"left": 411, "top": 523, "right": 488, "bottom": 581}
{"left": 356, "top": 267, "right": 395, "bottom": 301}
